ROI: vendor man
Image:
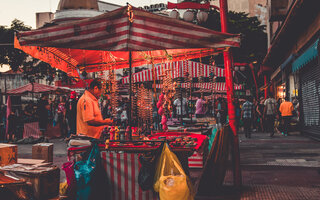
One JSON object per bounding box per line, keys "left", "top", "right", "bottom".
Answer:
{"left": 77, "top": 79, "right": 113, "bottom": 139}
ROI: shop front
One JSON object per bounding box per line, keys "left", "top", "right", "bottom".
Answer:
{"left": 294, "top": 39, "right": 320, "bottom": 138}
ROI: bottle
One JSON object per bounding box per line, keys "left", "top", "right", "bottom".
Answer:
{"left": 114, "top": 126, "right": 120, "bottom": 140}
{"left": 119, "top": 126, "right": 125, "bottom": 141}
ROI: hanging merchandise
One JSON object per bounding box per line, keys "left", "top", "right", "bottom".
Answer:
{"left": 107, "top": 69, "right": 119, "bottom": 119}
{"left": 137, "top": 85, "right": 153, "bottom": 134}
{"left": 159, "top": 64, "right": 176, "bottom": 131}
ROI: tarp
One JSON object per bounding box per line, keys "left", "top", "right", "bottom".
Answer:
{"left": 122, "top": 60, "right": 229, "bottom": 84}
{"left": 155, "top": 82, "right": 243, "bottom": 91}
{"left": 15, "top": 5, "right": 240, "bottom": 77}
{"left": 6, "top": 82, "right": 70, "bottom": 95}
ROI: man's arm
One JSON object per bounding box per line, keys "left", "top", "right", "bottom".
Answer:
{"left": 87, "top": 118, "right": 113, "bottom": 127}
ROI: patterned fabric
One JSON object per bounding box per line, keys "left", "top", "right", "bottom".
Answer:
{"left": 242, "top": 101, "right": 253, "bottom": 119}
{"left": 101, "top": 152, "right": 158, "bottom": 200}
{"left": 23, "top": 122, "right": 41, "bottom": 138}
{"left": 264, "top": 98, "right": 277, "bottom": 115}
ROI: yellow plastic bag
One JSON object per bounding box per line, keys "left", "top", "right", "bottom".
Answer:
{"left": 59, "top": 181, "right": 68, "bottom": 196}
{"left": 154, "top": 143, "right": 194, "bottom": 200}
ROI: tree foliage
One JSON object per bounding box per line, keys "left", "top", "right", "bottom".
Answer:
{"left": 201, "top": 9, "right": 267, "bottom": 64}
{"left": 0, "top": 19, "right": 71, "bottom": 84}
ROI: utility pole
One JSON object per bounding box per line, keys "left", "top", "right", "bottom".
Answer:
{"left": 219, "top": 0, "right": 242, "bottom": 187}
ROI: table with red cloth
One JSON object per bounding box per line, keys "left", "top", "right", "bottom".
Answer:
{"left": 148, "top": 132, "right": 208, "bottom": 168}
{"left": 23, "top": 122, "right": 41, "bottom": 138}
{"left": 67, "top": 132, "right": 207, "bottom": 200}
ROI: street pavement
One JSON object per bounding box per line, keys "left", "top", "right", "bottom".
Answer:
{"left": 196, "top": 131, "right": 320, "bottom": 200}
{"left": 15, "top": 130, "right": 320, "bottom": 199}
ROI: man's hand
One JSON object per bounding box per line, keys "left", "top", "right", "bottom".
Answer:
{"left": 103, "top": 118, "right": 113, "bottom": 125}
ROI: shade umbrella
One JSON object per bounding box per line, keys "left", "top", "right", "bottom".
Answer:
{"left": 15, "top": 5, "right": 241, "bottom": 138}
{"left": 6, "top": 82, "right": 70, "bottom": 95}
{"left": 15, "top": 5, "right": 240, "bottom": 77}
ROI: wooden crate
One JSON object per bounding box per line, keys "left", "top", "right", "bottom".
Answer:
{"left": 1, "top": 165, "right": 60, "bottom": 200}
{"left": 0, "top": 144, "right": 17, "bottom": 166}
{"left": 0, "top": 172, "right": 28, "bottom": 200}
{"left": 32, "top": 143, "right": 53, "bottom": 163}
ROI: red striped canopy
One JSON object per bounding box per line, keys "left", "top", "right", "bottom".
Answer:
{"left": 15, "top": 5, "right": 240, "bottom": 77}
{"left": 6, "top": 82, "right": 69, "bottom": 95}
{"left": 122, "top": 60, "right": 230, "bottom": 84}
{"left": 155, "top": 82, "right": 243, "bottom": 91}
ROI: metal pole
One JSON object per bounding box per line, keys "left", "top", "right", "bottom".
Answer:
{"left": 128, "top": 51, "right": 132, "bottom": 140}
{"left": 219, "top": 0, "right": 242, "bottom": 187}
{"left": 249, "top": 63, "right": 259, "bottom": 100}
{"left": 264, "top": 75, "right": 268, "bottom": 99}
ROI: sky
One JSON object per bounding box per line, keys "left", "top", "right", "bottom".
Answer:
{"left": 0, "top": 0, "right": 172, "bottom": 29}
{"left": 0, "top": 0, "right": 173, "bottom": 72}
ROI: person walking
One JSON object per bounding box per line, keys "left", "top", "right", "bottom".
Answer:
{"left": 37, "top": 94, "right": 50, "bottom": 141}
{"left": 264, "top": 93, "right": 277, "bottom": 137}
{"left": 66, "top": 91, "right": 78, "bottom": 139}
{"left": 256, "top": 97, "right": 265, "bottom": 132}
{"left": 195, "top": 95, "right": 206, "bottom": 118}
{"left": 241, "top": 96, "right": 254, "bottom": 138}
{"left": 57, "top": 96, "right": 67, "bottom": 138}
{"left": 279, "top": 97, "right": 294, "bottom": 136}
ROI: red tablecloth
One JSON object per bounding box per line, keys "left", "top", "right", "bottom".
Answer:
{"left": 101, "top": 152, "right": 158, "bottom": 200}
{"left": 149, "top": 132, "right": 208, "bottom": 168}
{"left": 23, "top": 122, "right": 41, "bottom": 138}
{"left": 149, "top": 132, "right": 207, "bottom": 151}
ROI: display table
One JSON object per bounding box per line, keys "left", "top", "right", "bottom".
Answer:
{"left": 23, "top": 122, "right": 41, "bottom": 138}
{"left": 67, "top": 132, "right": 208, "bottom": 200}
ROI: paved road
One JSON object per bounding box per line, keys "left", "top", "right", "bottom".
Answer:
{"left": 196, "top": 131, "right": 320, "bottom": 199}
{"left": 13, "top": 130, "right": 320, "bottom": 199}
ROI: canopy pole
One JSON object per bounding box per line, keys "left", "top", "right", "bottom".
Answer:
{"left": 129, "top": 51, "right": 132, "bottom": 140}
{"left": 220, "top": 0, "right": 241, "bottom": 188}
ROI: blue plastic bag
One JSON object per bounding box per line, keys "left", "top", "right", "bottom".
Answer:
{"left": 74, "top": 143, "right": 110, "bottom": 200}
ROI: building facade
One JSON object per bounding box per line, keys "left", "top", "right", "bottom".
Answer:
{"left": 262, "top": 0, "right": 320, "bottom": 139}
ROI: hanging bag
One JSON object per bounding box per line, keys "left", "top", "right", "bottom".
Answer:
{"left": 74, "top": 143, "right": 110, "bottom": 200}
{"left": 154, "top": 143, "right": 194, "bottom": 200}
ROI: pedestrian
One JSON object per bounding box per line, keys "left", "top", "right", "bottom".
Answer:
{"left": 7, "top": 110, "right": 17, "bottom": 142}
{"left": 37, "top": 93, "right": 50, "bottom": 141}
{"left": 173, "top": 96, "right": 188, "bottom": 118}
{"left": 66, "top": 91, "right": 78, "bottom": 139}
{"left": 58, "top": 96, "right": 67, "bottom": 138}
{"left": 241, "top": 96, "right": 254, "bottom": 138}
{"left": 120, "top": 104, "right": 128, "bottom": 128}
{"left": 279, "top": 96, "right": 294, "bottom": 136}
{"left": 195, "top": 94, "right": 206, "bottom": 118}
{"left": 264, "top": 93, "right": 277, "bottom": 137}
{"left": 256, "top": 96, "right": 265, "bottom": 132}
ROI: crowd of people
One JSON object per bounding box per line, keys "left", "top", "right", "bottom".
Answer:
{"left": 0, "top": 81, "right": 300, "bottom": 142}
{"left": 0, "top": 91, "right": 78, "bottom": 142}
{"left": 240, "top": 93, "right": 299, "bottom": 138}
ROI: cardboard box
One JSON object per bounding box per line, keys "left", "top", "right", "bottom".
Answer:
{"left": 32, "top": 143, "right": 53, "bottom": 163}
{"left": 1, "top": 164, "right": 60, "bottom": 200}
{"left": 0, "top": 144, "right": 17, "bottom": 166}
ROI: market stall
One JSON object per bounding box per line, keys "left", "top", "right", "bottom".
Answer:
{"left": 6, "top": 82, "right": 70, "bottom": 139}
{"left": 15, "top": 5, "right": 241, "bottom": 199}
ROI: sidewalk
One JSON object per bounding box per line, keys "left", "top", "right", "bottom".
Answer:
{"left": 196, "top": 131, "right": 320, "bottom": 200}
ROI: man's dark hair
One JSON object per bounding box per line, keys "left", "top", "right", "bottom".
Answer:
{"left": 89, "top": 78, "right": 102, "bottom": 89}
{"left": 285, "top": 96, "right": 289, "bottom": 101}
{"left": 269, "top": 92, "right": 274, "bottom": 98}
{"left": 41, "top": 93, "right": 49, "bottom": 99}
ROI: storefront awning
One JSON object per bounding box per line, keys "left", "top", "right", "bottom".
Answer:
{"left": 292, "top": 38, "right": 319, "bottom": 72}
{"left": 280, "top": 54, "right": 296, "bottom": 70}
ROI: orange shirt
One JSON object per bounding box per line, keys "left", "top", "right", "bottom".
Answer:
{"left": 279, "top": 101, "right": 294, "bottom": 117}
{"left": 77, "top": 90, "right": 104, "bottom": 139}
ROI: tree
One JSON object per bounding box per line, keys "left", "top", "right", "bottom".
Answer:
{"left": 0, "top": 19, "right": 71, "bottom": 84}
{"left": 201, "top": 10, "right": 267, "bottom": 64}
